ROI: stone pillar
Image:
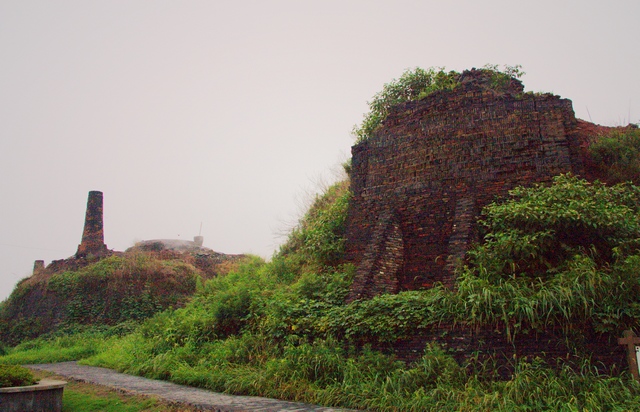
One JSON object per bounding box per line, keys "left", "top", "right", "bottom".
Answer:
{"left": 193, "top": 236, "right": 204, "bottom": 247}
{"left": 76, "top": 191, "right": 108, "bottom": 257}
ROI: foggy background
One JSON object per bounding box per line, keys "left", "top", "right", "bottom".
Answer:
{"left": 1, "top": 0, "right": 639, "bottom": 301}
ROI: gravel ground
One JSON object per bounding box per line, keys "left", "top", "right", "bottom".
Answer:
{"left": 27, "top": 362, "right": 357, "bottom": 412}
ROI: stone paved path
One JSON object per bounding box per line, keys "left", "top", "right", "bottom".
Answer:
{"left": 27, "top": 362, "right": 357, "bottom": 412}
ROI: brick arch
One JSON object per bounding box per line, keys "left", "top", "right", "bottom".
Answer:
{"left": 346, "top": 208, "right": 405, "bottom": 302}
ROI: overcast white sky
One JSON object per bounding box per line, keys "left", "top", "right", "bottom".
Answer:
{"left": 1, "top": 0, "right": 639, "bottom": 301}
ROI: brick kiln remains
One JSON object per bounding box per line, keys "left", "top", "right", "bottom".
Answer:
{"left": 345, "top": 69, "right": 587, "bottom": 301}
{"left": 343, "top": 69, "right": 625, "bottom": 369}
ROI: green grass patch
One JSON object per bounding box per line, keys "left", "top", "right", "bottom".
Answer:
{"left": 83, "top": 335, "right": 640, "bottom": 411}
{"left": 62, "top": 390, "right": 170, "bottom": 412}
{"left": 352, "top": 64, "right": 524, "bottom": 142}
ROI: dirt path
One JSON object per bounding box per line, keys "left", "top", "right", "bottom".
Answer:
{"left": 27, "top": 362, "right": 356, "bottom": 412}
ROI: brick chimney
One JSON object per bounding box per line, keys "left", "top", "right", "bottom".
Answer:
{"left": 76, "top": 191, "right": 108, "bottom": 257}
{"left": 33, "top": 260, "right": 45, "bottom": 274}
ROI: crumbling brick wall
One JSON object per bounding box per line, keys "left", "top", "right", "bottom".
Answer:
{"left": 345, "top": 70, "right": 587, "bottom": 301}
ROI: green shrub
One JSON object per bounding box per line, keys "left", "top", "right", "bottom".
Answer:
{"left": 471, "top": 174, "right": 640, "bottom": 280}
{"left": 589, "top": 126, "right": 640, "bottom": 184}
{"left": 0, "top": 364, "right": 37, "bottom": 387}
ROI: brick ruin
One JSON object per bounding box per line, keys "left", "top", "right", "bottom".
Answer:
{"left": 31, "top": 191, "right": 114, "bottom": 276}
{"left": 345, "top": 69, "right": 588, "bottom": 301}
{"left": 32, "top": 190, "right": 242, "bottom": 278}
{"left": 5, "top": 190, "right": 245, "bottom": 344}
{"left": 343, "top": 69, "right": 628, "bottom": 370}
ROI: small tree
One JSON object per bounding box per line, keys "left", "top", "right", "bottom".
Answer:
{"left": 352, "top": 67, "right": 459, "bottom": 143}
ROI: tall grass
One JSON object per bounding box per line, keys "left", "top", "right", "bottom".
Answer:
{"left": 82, "top": 332, "right": 640, "bottom": 411}
{"left": 0, "top": 331, "right": 115, "bottom": 365}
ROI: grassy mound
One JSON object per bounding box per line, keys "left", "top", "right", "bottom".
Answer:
{"left": 0, "top": 252, "right": 205, "bottom": 345}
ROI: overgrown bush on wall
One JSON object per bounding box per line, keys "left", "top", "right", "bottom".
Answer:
{"left": 352, "top": 64, "right": 525, "bottom": 143}
{"left": 47, "top": 253, "right": 199, "bottom": 325}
